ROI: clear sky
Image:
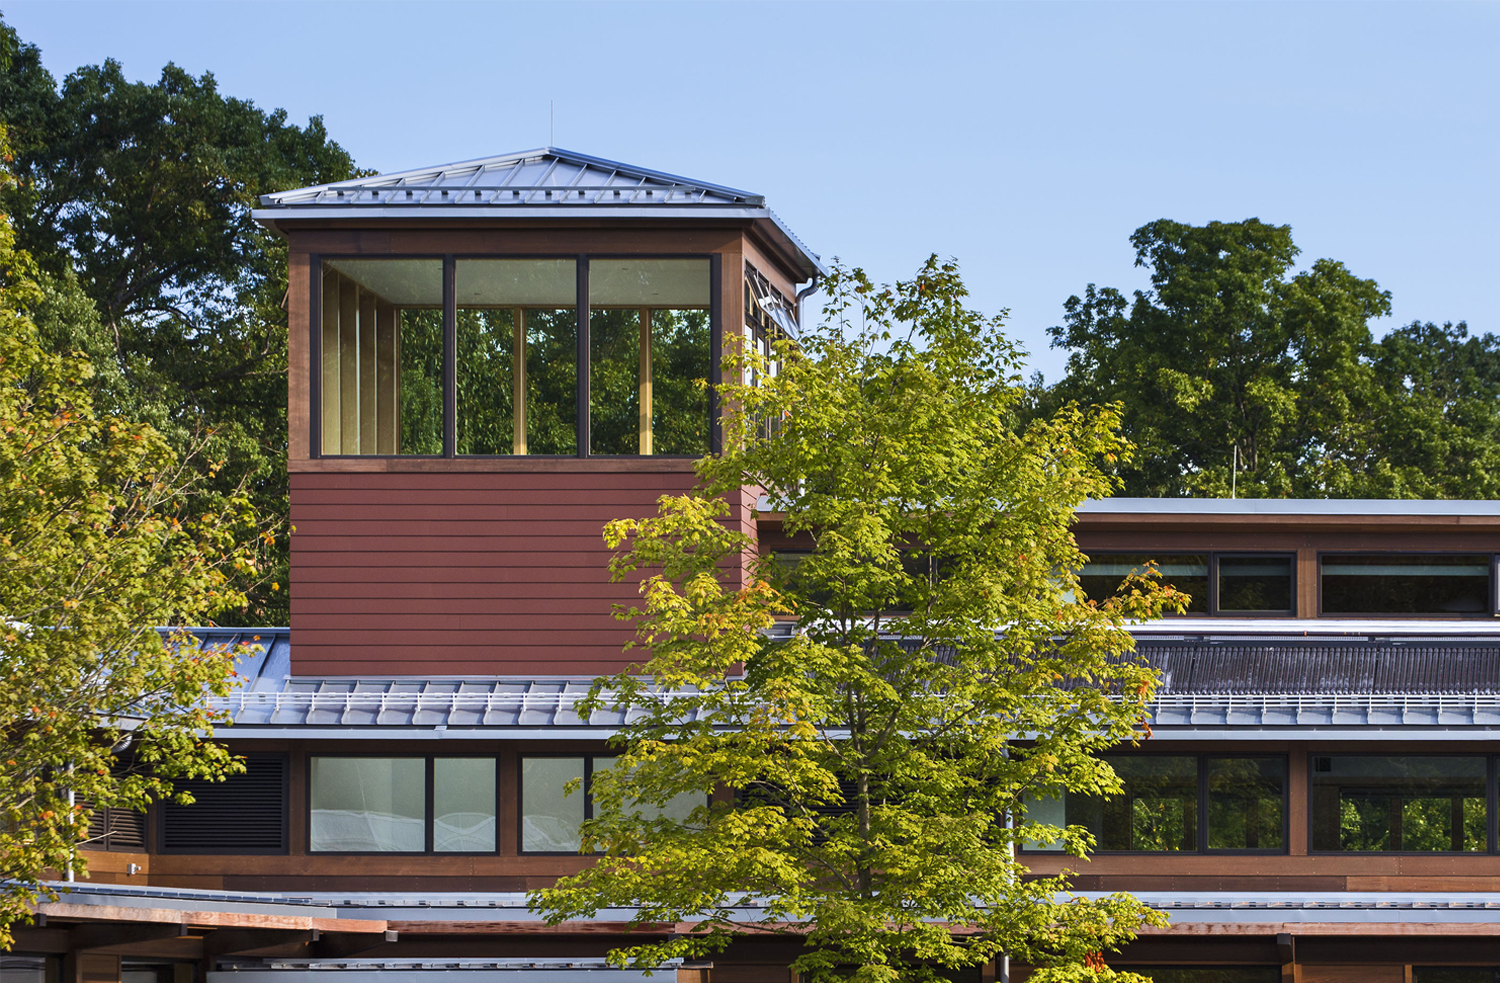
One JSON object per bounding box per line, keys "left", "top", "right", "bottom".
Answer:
{"left": 4, "top": 1, "right": 1496, "bottom": 379}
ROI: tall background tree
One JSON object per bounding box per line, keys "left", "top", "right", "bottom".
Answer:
{"left": 0, "top": 123, "right": 256, "bottom": 946}
{"left": 0, "top": 17, "right": 359, "bottom": 621}
{"left": 1041, "top": 218, "right": 1499, "bottom": 498}
{"left": 535, "top": 260, "right": 1182, "bottom": 983}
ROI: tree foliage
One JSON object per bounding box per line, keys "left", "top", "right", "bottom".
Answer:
{"left": 0, "top": 124, "right": 257, "bottom": 948}
{"left": 0, "top": 18, "right": 359, "bottom": 621}
{"left": 1042, "top": 217, "right": 1500, "bottom": 499}
{"left": 533, "top": 259, "right": 1184, "bottom": 983}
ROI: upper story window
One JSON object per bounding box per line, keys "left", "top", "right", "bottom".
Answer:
{"left": 1321, "top": 554, "right": 1495, "bottom": 616}
{"left": 1079, "top": 553, "right": 1294, "bottom": 616}
{"left": 315, "top": 256, "right": 714, "bottom": 458}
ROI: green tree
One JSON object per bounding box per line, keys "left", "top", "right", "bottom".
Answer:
{"left": 0, "top": 125, "right": 256, "bottom": 947}
{"left": 1357, "top": 321, "right": 1500, "bottom": 498}
{"left": 0, "top": 18, "right": 359, "bottom": 621}
{"left": 1044, "top": 218, "right": 1392, "bottom": 497}
{"left": 533, "top": 259, "right": 1184, "bottom": 983}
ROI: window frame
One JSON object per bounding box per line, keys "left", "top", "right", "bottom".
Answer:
{"left": 1307, "top": 752, "right": 1498, "bottom": 855}
{"left": 1078, "top": 552, "right": 1297, "bottom": 617}
{"left": 305, "top": 752, "right": 500, "bottom": 856}
{"left": 1316, "top": 551, "right": 1499, "bottom": 619}
{"left": 1017, "top": 752, "right": 1290, "bottom": 856}
{"left": 310, "top": 252, "right": 722, "bottom": 461}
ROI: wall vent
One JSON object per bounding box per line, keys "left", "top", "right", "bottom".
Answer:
{"left": 160, "top": 754, "right": 288, "bottom": 854}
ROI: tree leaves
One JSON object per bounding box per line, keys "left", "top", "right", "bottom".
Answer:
{"left": 0, "top": 125, "right": 256, "bottom": 948}
{"left": 532, "top": 257, "right": 1180, "bottom": 983}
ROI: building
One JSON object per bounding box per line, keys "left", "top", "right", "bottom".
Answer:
{"left": 8, "top": 148, "right": 1500, "bottom": 983}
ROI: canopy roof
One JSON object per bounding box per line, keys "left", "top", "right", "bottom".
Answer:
{"left": 253, "top": 146, "right": 825, "bottom": 278}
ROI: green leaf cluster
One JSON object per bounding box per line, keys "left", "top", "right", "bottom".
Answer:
{"left": 532, "top": 258, "right": 1184, "bottom": 983}
{"left": 1039, "top": 218, "right": 1500, "bottom": 498}
{"left": 0, "top": 17, "right": 360, "bottom": 621}
{"left": 0, "top": 124, "right": 258, "bottom": 947}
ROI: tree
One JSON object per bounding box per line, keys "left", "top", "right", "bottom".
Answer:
{"left": 0, "top": 18, "right": 360, "bottom": 622}
{"left": 1043, "top": 218, "right": 1393, "bottom": 497}
{"left": 533, "top": 259, "right": 1184, "bottom": 983}
{"left": 0, "top": 126, "right": 257, "bottom": 947}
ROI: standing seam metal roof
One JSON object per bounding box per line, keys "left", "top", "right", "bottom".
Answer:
{"left": 251, "top": 147, "right": 825, "bottom": 278}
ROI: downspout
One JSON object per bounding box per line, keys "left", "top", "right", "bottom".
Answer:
{"left": 794, "top": 273, "right": 821, "bottom": 333}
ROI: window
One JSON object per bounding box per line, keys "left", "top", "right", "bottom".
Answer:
{"left": 455, "top": 259, "right": 577, "bottom": 455}
{"left": 520, "top": 754, "right": 701, "bottom": 854}
{"left": 1113, "top": 970, "right": 1279, "bottom": 983}
{"left": 160, "top": 754, "right": 287, "bottom": 854}
{"left": 1321, "top": 554, "right": 1494, "bottom": 615}
{"left": 1025, "top": 755, "right": 1286, "bottom": 854}
{"left": 316, "top": 255, "right": 713, "bottom": 458}
{"left": 589, "top": 259, "right": 711, "bottom": 456}
{"left": 320, "top": 258, "right": 444, "bottom": 455}
{"left": 1311, "top": 755, "right": 1488, "bottom": 853}
{"left": 1079, "top": 553, "right": 1293, "bottom": 616}
{"left": 1414, "top": 970, "right": 1500, "bottom": 983}
{"left": 308, "top": 756, "right": 496, "bottom": 853}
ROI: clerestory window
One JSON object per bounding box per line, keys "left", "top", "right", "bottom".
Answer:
{"left": 314, "top": 256, "right": 715, "bottom": 458}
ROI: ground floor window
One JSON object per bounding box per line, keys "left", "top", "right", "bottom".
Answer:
{"left": 520, "top": 754, "right": 701, "bottom": 854}
{"left": 1025, "top": 754, "right": 1286, "bottom": 853}
{"left": 1414, "top": 970, "right": 1500, "bottom": 983}
{"left": 1312, "top": 755, "right": 1488, "bottom": 853}
{"left": 308, "top": 756, "right": 497, "bottom": 853}
{"left": 1113, "top": 969, "right": 1279, "bottom": 983}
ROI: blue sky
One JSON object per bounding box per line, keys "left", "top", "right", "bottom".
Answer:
{"left": 4, "top": 1, "right": 1496, "bottom": 379}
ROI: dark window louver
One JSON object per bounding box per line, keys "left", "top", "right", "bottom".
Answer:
{"left": 160, "top": 755, "right": 288, "bottom": 854}
{"left": 81, "top": 800, "right": 146, "bottom": 852}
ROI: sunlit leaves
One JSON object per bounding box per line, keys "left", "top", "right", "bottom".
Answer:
{"left": 532, "top": 257, "right": 1179, "bottom": 983}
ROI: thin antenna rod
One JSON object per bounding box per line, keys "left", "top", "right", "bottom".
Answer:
{"left": 1231, "top": 444, "right": 1238, "bottom": 499}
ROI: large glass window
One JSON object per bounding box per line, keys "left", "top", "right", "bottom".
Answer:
{"left": 434, "top": 756, "right": 498, "bottom": 852}
{"left": 309, "top": 757, "right": 426, "bottom": 852}
{"left": 309, "top": 756, "right": 497, "bottom": 853}
{"left": 455, "top": 259, "right": 577, "bottom": 455}
{"left": 320, "top": 259, "right": 444, "bottom": 455}
{"left": 1079, "top": 553, "right": 1295, "bottom": 615}
{"left": 1079, "top": 555, "right": 1209, "bottom": 614}
{"left": 589, "top": 259, "right": 711, "bottom": 456}
{"left": 1206, "top": 756, "right": 1285, "bottom": 850}
{"left": 317, "top": 255, "right": 711, "bottom": 457}
{"left": 1312, "top": 756, "right": 1488, "bottom": 852}
{"left": 1026, "top": 755, "right": 1286, "bottom": 854}
{"left": 520, "top": 754, "right": 702, "bottom": 854}
{"left": 1321, "top": 554, "right": 1493, "bottom": 615}
{"left": 1113, "top": 970, "right": 1279, "bottom": 983}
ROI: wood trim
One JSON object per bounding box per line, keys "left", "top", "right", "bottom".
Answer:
{"left": 513, "top": 308, "right": 526, "bottom": 455}
{"left": 639, "top": 307, "right": 652, "bottom": 456}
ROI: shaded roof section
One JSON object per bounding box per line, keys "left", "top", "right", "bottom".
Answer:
{"left": 252, "top": 146, "right": 825, "bottom": 278}
{"left": 189, "top": 624, "right": 1500, "bottom": 734}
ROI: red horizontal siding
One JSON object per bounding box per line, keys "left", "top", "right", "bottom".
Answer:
{"left": 289, "top": 470, "right": 714, "bottom": 677}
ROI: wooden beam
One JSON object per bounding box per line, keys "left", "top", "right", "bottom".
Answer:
{"left": 34, "top": 902, "right": 386, "bottom": 935}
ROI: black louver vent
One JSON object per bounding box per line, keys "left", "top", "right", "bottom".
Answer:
{"left": 79, "top": 799, "right": 146, "bottom": 852}
{"left": 160, "top": 755, "right": 287, "bottom": 853}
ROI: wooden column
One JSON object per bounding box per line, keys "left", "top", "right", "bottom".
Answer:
{"left": 513, "top": 309, "right": 527, "bottom": 455}
{"left": 338, "top": 278, "right": 359, "bottom": 455}
{"left": 320, "top": 270, "right": 342, "bottom": 455}
{"left": 357, "top": 288, "right": 378, "bottom": 454}
{"left": 1288, "top": 742, "right": 1309, "bottom": 856}
{"left": 639, "top": 307, "right": 652, "bottom": 455}
{"left": 1297, "top": 548, "right": 1318, "bottom": 618}
{"left": 375, "top": 302, "right": 398, "bottom": 455}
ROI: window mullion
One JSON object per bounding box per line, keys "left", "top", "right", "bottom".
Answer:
{"left": 442, "top": 255, "right": 457, "bottom": 458}
{"left": 577, "top": 256, "right": 590, "bottom": 458}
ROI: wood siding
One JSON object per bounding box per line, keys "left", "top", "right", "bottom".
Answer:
{"left": 290, "top": 469, "right": 709, "bottom": 675}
